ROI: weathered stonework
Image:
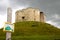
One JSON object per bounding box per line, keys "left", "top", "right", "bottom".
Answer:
{"left": 15, "top": 7, "right": 45, "bottom": 22}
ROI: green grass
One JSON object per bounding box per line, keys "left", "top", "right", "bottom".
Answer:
{"left": 11, "top": 35, "right": 60, "bottom": 40}
{"left": 14, "top": 21, "right": 60, "bottom": 35}
{"left": 0, "top": 21, "right": 60, "bottom": 40}
{"left": 1, "top": 35, "right": 60, "bottom": 40}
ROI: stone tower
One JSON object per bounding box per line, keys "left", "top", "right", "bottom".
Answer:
{"left": 40, "top": 12, "right": 45, "bottom": 22}
{"left": 15, "top": 7, "right": 45, "bottom": 22}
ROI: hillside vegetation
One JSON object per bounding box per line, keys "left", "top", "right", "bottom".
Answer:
{"left": 14, "top": 21, "right": 60, "bottom": 35}
{"left": 0, "top": 21, "right": 60, "bottom": 40}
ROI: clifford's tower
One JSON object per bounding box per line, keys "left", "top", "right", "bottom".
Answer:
{"left": 15, "top": 7, "right": 45, "bottom": 22}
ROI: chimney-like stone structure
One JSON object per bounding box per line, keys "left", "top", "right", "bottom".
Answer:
{"left": 40, "top": 12, "right": 45, "bottom": 22}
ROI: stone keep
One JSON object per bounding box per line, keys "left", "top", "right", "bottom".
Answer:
{"left": 15, "top": 7, "right": 45, "bottom": 22}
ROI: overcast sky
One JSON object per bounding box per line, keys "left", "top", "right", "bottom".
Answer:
{"left": 0, "top": 0, "right": 60, "bottom": 28}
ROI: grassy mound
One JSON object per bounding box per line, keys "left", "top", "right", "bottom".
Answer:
{"left": 0, "top": 21, "right": 60, "bottom": 40}
{"left": 13, "top": 21, "right": 60, "bottom": 36}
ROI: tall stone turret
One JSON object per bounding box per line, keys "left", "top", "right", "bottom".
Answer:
{"left": 40, "top": 12, "right": 45, "bottom": 22}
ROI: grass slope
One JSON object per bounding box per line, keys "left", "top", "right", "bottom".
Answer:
{"left": 0, "top": 21, "right": 60, "bottom": 40}
{"left": 14, "top": 21, "right": 60, "bottom": 35}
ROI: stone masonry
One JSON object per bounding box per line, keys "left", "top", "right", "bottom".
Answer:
{"left": 15, "top": 7, "right": 45, "bottom": 22}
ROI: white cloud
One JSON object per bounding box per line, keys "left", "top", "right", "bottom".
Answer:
{"left": 0, "top": 0, "right": 10, "bottom": 7}
{"left": 0, "top": 15, "right": 7, "bottom": 29}
{"left": 46, "top": 21, "right": 60, "bottom": 28}
{"left": 46, "top": 21, "right": 57, "bottom": 25}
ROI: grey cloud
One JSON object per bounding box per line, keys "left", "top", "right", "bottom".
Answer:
{"left": 9, "top": 0, "right": 60, "bottom": 28}
{"left": 9, "top": 0, "right": 31, "bottom": 9}
{"left": 0, "top": 6, "right": 6, "bottom": 15}
{"left": 0, "top": 0, "right": 60, "bottom": 28}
